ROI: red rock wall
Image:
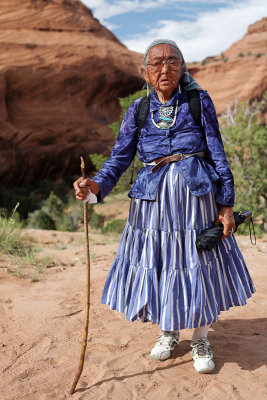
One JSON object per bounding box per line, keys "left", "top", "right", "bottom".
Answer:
{"left": 188, "top": 18, "right": 267, "bottom": 115}
{"left": 0, "top": 0, "right": 143, "bottom": 186}
{"left": 0, "top": 2, "right": 266, "bottom": 187}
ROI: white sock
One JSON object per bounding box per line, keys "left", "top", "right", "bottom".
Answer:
{"left": 192, "top": 324, "right": 211, "bottom": 340}
{"left": 161, "top": 330, "right": 179, "bottom": 335}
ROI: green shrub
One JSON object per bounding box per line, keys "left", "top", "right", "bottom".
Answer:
{"left": 28, "top": 210, "right": 56, "bottom": 230}
{"left": 56, "top": 214, "right": 74, "bottom": 232}
{"left": 221, "top": 92, "right": 267, "bottom": 233}
{"left": 42, "top": 191, "right": 63, "bottom": 220}
{"left": 101, "top": 219, "right": 126, "bottom": 234}
{"left": 0, "top": 217, "right": 24, "bottom": 255}
{"left": 0, "top": 214, "right": 54, "bottom": 280}
{"left": 0, "top": 177, "right": 73, "bottom": 221}
{"left": 64, "top": 196, "right": 84, "bottom": 230}
{"left": 0, "top": 213, "right": 34, "bottom": 256}
{"left": 89, "top": 153, "right": 108, "bottom": 172}
{"left": 89, "top": 211, "right": 105, "bottom": 229}
{"left": 26, "top": 190, "right": 106, "bottom": 232}
{"left": 27, "top": 191, "right": 64, "bottom": 230}
{"left": 27, "top": 191, "right": 76, "bottom": 231}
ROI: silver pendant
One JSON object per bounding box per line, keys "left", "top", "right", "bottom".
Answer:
{"left": 151, "top": 99, "right": 178, "bottom": 130}
{"left": 158, "top": 105, "right": 174, "bottom": 127}
{"left": 159, "top": 106, "right": 173, "bottom": 119}
{"left": 158, "top": 120, "right": 170, "bottom": 129}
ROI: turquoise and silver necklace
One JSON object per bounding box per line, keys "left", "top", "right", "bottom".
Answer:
{"left": 151, "top": 99, "right": 178, "bottom": 129}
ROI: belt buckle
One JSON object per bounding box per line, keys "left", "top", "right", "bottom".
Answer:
{"left": 173, "top": 153, "right": 182, "bottom": 161}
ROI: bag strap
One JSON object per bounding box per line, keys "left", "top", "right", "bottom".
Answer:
{"left": 136, "top": 94, "right": 151, "bottom": 140}
{"left": 186, "top": 89, "right": 203, "bottom": 131}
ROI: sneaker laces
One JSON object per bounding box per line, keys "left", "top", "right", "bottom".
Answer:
{"left": 158, "top": 331, "right": 179, "bottom": 347}
{"left": 191, "top": 338, "right": 211, "bottom": 358}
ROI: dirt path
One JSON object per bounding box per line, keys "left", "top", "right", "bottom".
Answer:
{"left": 0, "top": 230, "right": 266, "bottom": 400}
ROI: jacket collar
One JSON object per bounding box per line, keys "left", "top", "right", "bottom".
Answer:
{"left": 150, "top": 87, "right": 180, "bottom": 112}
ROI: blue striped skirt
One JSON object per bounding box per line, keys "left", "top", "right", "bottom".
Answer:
{"left": 101, "top": 163, "right": 255, "bottom": 331}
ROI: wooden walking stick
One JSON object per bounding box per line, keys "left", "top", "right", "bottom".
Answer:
{"left": 70, "top": 157, "right": 91, "bottom": 395}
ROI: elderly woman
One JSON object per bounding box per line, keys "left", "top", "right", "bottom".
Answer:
{"left": 74, "top": 40, "right": 255, "bottom": 374}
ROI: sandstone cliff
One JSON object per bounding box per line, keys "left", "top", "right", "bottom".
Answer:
{"left": 0, "top": 3, "right": 266, "bottom": 186}
{"left": 188, "top": 18, "right": 267, "bottom": 114}
{"left": 0, "top": 0, "right": 143, "bottom": 186}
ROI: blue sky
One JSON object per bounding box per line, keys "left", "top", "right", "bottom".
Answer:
{"left": 81, "top": 0, "right": 266, "bottom": 62}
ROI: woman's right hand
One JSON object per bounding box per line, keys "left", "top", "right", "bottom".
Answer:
{"left": 73, "top": 177, "right": 100, "bottom": 201}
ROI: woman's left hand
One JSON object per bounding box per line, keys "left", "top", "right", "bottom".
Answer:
{"left": 215, "top": 206, "right": 236, "bottom": 239}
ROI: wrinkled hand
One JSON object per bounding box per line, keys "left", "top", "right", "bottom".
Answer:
{"left": 215, "top": 205, "right": 236, "bottom": 239}
{"left": 73, "top": 177, "right": 100, "bottom": 201}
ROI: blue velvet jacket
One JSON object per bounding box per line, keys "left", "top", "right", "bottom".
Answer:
{"left": 93, "top": 88, "right": 235, "bottom": 206}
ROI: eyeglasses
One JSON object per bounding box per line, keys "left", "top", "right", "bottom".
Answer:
{"left": 147, "top": 58, "right": 183, "bottom": 71}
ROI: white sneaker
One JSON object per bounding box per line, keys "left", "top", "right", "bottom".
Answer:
{"left": 190, "top": 338, "right": 215, "bottom": 373}
{"left": 150, "top": 331, "right": 180, "bottom": 361}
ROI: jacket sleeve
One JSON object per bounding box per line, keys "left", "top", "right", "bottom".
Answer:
{"left": 201, "top": 93, "right": 235, "bottom": 207}
{"left": 92, "top": 99, "right": 140, "bottom": 201}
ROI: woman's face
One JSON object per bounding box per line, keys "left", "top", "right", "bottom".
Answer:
{"left": 142, "top": 44, "right": 185, "bottom": 103}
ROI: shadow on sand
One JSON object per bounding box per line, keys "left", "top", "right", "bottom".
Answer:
{"left": 75, "top": 317, "right": 267, "bottom": 393}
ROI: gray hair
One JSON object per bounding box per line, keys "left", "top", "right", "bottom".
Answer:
{"left": 142, "top": 39, "right": 201, "bottom": 91}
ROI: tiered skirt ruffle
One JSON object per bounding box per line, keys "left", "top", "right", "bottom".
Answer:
{"left": 101, "top": 163, "right": 255, "bottom": 331}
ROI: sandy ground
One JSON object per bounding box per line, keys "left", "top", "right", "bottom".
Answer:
{"left": 0, "top": 227, "right": 266, "bottom": 400}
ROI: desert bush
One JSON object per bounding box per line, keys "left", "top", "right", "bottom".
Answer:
{"left": 89, "top": 210, "right": 105, "bottom": 229}
{"left": 0, "top": 214, "right": 54, "bottom": 281}
{"left": 0, "top": 217, "right": 26, "bottom": 255}
{"left": 0, "top": 177, "right": 73, "bottom": 221}
{"left": 28, "top": 210, "right": 56, "bottom": 230}
{"left": 89, "top": 153, "right": 108, "bottom": 173}
{"left": 28, "top": 191, "right": 78, "bottom": 231}
{"left": 221, "top": 93, "right": 267, "bottom": 234}
{"left": 42, "top": 191, "right": 63, "bottom": 220}
{"left": 64, "top": 198, "right": 105, "bottom": 230}
{"left": 26, "top": 190, "right": 106, "bottom": 232}
{"left": 27, "top": 191, "right": 62, "bottom": 230}
{"left": 56, "top": 214, "right": 74, "bottom": 232}
{"left": 101, "top": 219, "right": 127, "bottom": 234}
